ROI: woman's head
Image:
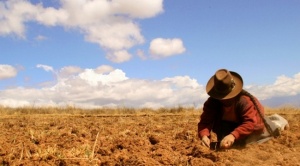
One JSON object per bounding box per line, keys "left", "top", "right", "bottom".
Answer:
{"left": 206, "top": 69, "right": 243, "bottom": 100}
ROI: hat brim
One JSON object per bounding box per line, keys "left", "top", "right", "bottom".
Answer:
{"left": 206, "top": 71, "right": 243, "bottom": 100}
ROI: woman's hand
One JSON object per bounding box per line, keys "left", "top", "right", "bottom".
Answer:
{"left": 201, "top": 135, "right": 210, "bottom": 148}
{"left": 220, "top": 134, "right": 235, "bottom": 149}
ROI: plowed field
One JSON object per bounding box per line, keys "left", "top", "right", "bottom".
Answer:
{"left": 0, "top": 109, "right": 300, "bottom": 165}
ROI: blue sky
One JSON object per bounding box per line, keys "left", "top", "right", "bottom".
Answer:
{"left": 0, "top": 0, "right": 300, "bottom": 108}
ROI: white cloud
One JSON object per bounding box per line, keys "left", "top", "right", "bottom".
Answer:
{"left": 150, "top": 38, "right": 186, "bottom": 59}
{"left": 35, "top": 5, "right": 68, "bottom": 26}
{"left": 163, "top": 76, "right": 199, "bottom": 89}
{"left": 111, "top": 0, "right": 163, "bottom": 19}
{"left": 245, "top": 72, "right": 300, "bottom": 100}
{"left": 0, "top": 64, "right": 18, "bottom": 80}
{"left": 0, "top": 66, "right": 204, "bottom": 108}
{"left": 83, "top": 21, "right": 145, "bottom": 51}
{"left": 2, "top": 64, "right": 299, "bottom": 108}
{"left": 0, "top": 0, "right": 36, "bottom": 38}
{"left": 0, "top": 98, "right": 31, "bottom": 108}
{"left": 95, "top": 65, "right": 114, "bottom": 74}
{"left": 141, "top": 102, "right": 164, "bottom": 109}
{"left": 58, "top": 66, "right": 83, "bottom": 78}
{"left": 35, "top": 35, "right": 47, "bottom": 41}
{"left": 136, "top": 49, "right": 147, "bottom": 60}
{"left": 78, "top": 69, "right": 128, "bottom": 86}
{"left": 36, "top": 64, "right": 54, "bottom": 72}
{"left": 0, "top": 0, "right": 164, "bottom": 62}
{"left": 106, "top": 50, "right": 132, "bottom": 63}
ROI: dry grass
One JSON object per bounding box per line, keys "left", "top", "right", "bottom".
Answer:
{"left": 264, "top": 106, "right": 300, "bottom": 115}
{"left": 1, "top": 105, "right": 299, "bottom": 116}
{"left": 0, "top": 105, "right": 201, "bottom": 116}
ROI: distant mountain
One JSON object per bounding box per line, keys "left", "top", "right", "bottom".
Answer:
{"left": 261, "top": 94, "right": 300, "bottom": 108}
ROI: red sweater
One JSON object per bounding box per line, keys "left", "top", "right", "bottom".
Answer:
{"left": 198, "top": 95, "right": 265, "bottom": 140}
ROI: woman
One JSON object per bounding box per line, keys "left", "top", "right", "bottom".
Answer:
{"left": 198, "top": 69, "right": 270, "bottom": 149}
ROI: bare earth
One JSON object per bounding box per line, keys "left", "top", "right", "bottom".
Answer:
{"left": 0, "top": 111, "right": 299, "bottom": 166}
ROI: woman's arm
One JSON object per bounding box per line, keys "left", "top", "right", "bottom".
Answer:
{"left": 198, "top": 98, "right": 218, "bottom": 138}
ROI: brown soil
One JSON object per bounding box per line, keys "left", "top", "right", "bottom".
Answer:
{"left": 0, "top": 112, "right": 299, "bottom": 166}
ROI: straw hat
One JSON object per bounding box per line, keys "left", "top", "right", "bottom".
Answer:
{"left": 206, "top": 69, "right": 243, "bottom": 100}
